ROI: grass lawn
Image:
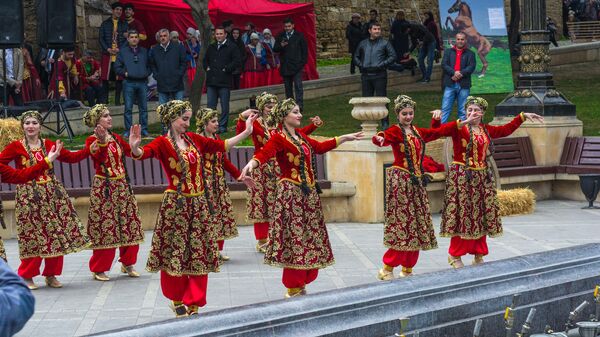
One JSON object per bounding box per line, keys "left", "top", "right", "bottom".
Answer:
{"left": 51, "top": 76, "right": 599, "bottom": 149}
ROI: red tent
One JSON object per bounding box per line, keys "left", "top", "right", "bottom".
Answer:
{"left": 125, "top": 0, "right": 318, "bottom": 84}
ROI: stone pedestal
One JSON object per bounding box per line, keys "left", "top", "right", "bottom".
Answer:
{"left": 491, "top": 115, "right": 583, "bottom": 166}
{"left": 348, "top": 97, "right": 390, "bottom": 138}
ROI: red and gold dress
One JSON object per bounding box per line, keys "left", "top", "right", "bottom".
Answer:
{"left": 372, "top": 119, "right": 441, "bottom": 272}
{"left": 202, "top": 134, "right": 240, "bottom": 251}
{"left": 0, "top": 159, "right": 57, "bottom": 261}
{"left": 84, "top": 134, "right": 144, "bottom": 273}
{"left": 437, "top": 113, "right": 526, "bottom": 257}
{"left": 253, "top": 131, "right": 338, "bottom": 293}
{"left": 133, "top": 133, "right": 228, "bottom": 308}
{"left": 236, "top": 116, "right": 317, "bottom": 242}
{"left": 0, "top": 139, "right": 89, "bottom": 279}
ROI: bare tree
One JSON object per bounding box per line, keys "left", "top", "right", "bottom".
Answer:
{"left": 183, "top": 0, "right": 212, "bottom": 112}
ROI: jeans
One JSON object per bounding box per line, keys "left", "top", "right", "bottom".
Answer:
{"left": 84, "top": 85, "right": 103, "bottom": 107}
{"left": 123, "top": 80, "right": 148, "bottom": 135}
{"left": 207, "top": 86, "right": 231, "bottom": 133}
{"left": 158, "top": 90, "right": 184, "bottom": 104}
{"left": 418, "top": 41, "right": 436, "bottom": 80}
{"left": 441, "top": 82, "right": 470, "bottom": 123}
{"left": 283, "top": 71, "right": 304, "bottom": 110}
{"left": 361, "top": 72, "right": 389, "bottom": 129}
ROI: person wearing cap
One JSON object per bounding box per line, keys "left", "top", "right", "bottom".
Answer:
{"left": 242, "top": 33, "right": 267, "bottom": 88}
{"left": 203, "top": 26, "right": 242, "bottom": 133}
{"left": 99, "top": 1, "right": 128, "bottom": 105}
{"left": 77, "top": 50, "right": 103, "bottom": 107}
{"left": 170, "top": 31, "right": 182, "bottom": 45}
{"left": 184, "top": 27, "right": 201, "bottom": 96}
{"left": 262, "top": 28, "right": 280, "bottom": 85}
{"left": 346, "top": 13, "right": 366, "bottom": 74}
{"left": 123, "top": 3, "right": 147, "bottom": 41}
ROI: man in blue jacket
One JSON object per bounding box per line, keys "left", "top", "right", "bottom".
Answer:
{"left": 440, "top": 32, "right": 476, "bottom": 123}
{"left": 115, "top": 30, "right": 151, "bottom": 137}
{"left": 149, "top": 29, "right": 187, "bottom": 106}
{"left": 0, "top": 259, "right": 35, "bottom": 337}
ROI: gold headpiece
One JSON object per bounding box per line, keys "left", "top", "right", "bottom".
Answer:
{"left": 271, "top": 98, "right": 297, "bottom": 126}
{"left": 394, "top": 95, "right": 416, "bottom": 112}
{"left": 20, "top": 110, "right": 43, "bottom": 126}
{"left": 256, "top": 92, "right": 278, "bottom": 112}
{"left": 465, "top": 96, "right": 488, "bottom": 111}
{"left": 195, "top": 108, "right": 219, "bottom": 133}
{"left": 83, "top": 104, "right": 109, "bottom": 128}
{"left": 157, "top": 100, "right": 192, "bottom": 125}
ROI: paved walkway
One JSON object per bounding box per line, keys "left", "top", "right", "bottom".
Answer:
{"left": 9, "top": 200, "right": 599, "bottom": 336}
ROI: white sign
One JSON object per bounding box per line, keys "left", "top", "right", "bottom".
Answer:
{"left": 488, "top": 8, "right": 506, "bottom": 30}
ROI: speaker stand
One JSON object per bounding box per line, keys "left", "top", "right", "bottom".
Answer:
{"left": 42, "top": 59, "right": 75, "bottom": 141}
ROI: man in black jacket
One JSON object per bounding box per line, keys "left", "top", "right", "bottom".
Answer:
{"left": 354, "top": 22, "right": 396, "bottom": 129}
{"left": 204, "top": 26, "right": 241, "bottom": 133}
{"left": 99, "top": 2, "right": 128, "bottom": 105}
{"left": 404, "top": 23, "right": 436, "bottom": 83}
{"left": 115, "top": 30, "right": 151, "bottom": 137}
{"left": 440, "top": 32, "right": 476, "bottom": 123}
{"left": 346, "top": 13, "right": 365, "bottom": 74}
{"left": 274, "top": 18, "right": 308, "bottom": 110}
{"left": 149, "top": 28, "right": 187, "bottom": 105}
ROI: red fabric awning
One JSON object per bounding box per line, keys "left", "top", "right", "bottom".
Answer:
{"left": 125, "top": 0, "right": 319, "bottom": 82}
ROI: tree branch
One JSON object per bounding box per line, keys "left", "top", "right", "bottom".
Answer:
{"left": 183, "top": 0, "right": 212, "bottom": 113}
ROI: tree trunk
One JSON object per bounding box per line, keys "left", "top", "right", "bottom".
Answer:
{"left": 508, "top": 0, "right": 521, "bottom": 57}
{"left": 183, "top": 0, "right": 212, "bottom": 113}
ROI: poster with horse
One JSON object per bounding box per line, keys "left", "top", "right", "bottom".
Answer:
{"left": 440, "top": 0, "right": 514, "bottom": 94}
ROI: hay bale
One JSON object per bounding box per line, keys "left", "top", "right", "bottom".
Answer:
{"left": 497, "top": 188, "right": 536, "bottom": 216}
{"left": 0, "top": 118, "right": 23, "bottom": 151}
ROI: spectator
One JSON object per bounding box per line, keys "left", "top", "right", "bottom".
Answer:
{"left": 48, "top": 47, "right": 79, "bottom": 100}
{"left": 184, "top": 27, "right": 201, "bottom": 96}
{"left": 262, "top": 28, "right": 281, "bottom": 85}
{"left": 440, "top": 32, "right": 476, "bottom": 123}
{"left": 353, "top": 21, "right": 396, "bottom": 129}
{"left": 35, "top": 48, "right": 57, "bottom": 95}
{"left": 274, "top": 17, "right": 308, "bottom": 110}
{"left": 242, "top": 33, "right": 267, "bottom": 88}
{"left": 150, "top": 28, "right": 187, "bottom": 104}
{"left": 115, "top": 29, "right": 150, "bottom": 137}
{"left": 390, "top": 11, "right": 410, "bottom": 63}
{"left": 77, "top": 50, "right": 103, "bottom": 107}
{"left": 99, "top": 1, "right": 127, "bottom": 105}
{"left": 222, "top": 20, "right": 234, "bottom": 41}
{"left": 547, "top": 17, "right": 559, "bottom": 47}
{"left": 584, "top": 0, "right": 599, "bottom": 20}
{"left": 0, "top": 48, "right": 24, "bottom": 106}
{"left": 364, "top": 9, "right": 379, "bottom": 35}
{"left": 231, "top": 27, "right": 246, "bottom": 89}
{"left": 242, "top": 22, "right": 261, "bottom": 45}
{"left": 170, "top": 31, "right": 182, "bottom": 44}
{"left": 204, "top": 26, "right": 241, "bottom": 133}
{"left": 403, "top": 22, "right": 436, "bottom": 83}
{"left": 21, "top": 46, "right": 43, "bottom": 103}
{"left": 0, "top": 259, "right": 35, "bottom": 337}
{"left": 123, "top": 3, "right": 147, "bottom": 41}
{"left": 346, "top": 13, "right": 366, "bottom": 74}
{"left": 423, "top": 11, "right": 443, "bottom": 63}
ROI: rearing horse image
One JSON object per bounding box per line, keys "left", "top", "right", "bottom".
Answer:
{"left": 445, "top": 0, "right": 492, "bottom": 77}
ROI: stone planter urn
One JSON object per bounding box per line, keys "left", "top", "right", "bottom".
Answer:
{"left": 349, "top": 97, "right": 390, "bottom": 137}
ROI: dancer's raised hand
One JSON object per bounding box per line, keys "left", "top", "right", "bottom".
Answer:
{"left": 47, "top": 140, "right": 64, "bottom": 162}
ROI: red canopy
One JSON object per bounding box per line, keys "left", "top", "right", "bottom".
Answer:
{"left": 125, "top": 0, "right": 319, "bottom": 82}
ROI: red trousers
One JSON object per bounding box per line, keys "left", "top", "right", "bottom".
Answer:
{"left": 89, "top": 245, "right": 139, "bottom": 273}
{"left": 254, "top": 222, "right": 269, "bottom": 240}
{"left": 18, "top": 256, "right": 64, "bottom": 278}
{"left": 160, "top": 271, "right": 209, "bottom": 307}
{"left": 449, "top": 236, "right": 488, "bottom": 257}
{"left": 218, "top": 240, "right": 224, "bottom": 251}
{"left": 382, "top": 249, "right": 420, "bottom": 268}
{"left": 282, "top": 268, "right": 319, "bottom": 289}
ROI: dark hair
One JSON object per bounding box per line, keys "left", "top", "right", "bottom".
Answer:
{"left": 128, "top": 29, "right": 139, "bottom": 36}
{"left": 214, "top": 26, "right": 225, "bottom": 32}
{"left": 283, "top": 17, "right": 294, "bottom": 25}
{"left": 62, "top": 46, "right": 75, "bottom": 52}
{"left": 245, "top": 22, "right": 255, "bottom": 28}
{"left": 123, "top": 3, "right": 134, "bottom": 10}
{"left": 368, "top": 21, "right": 381, "bottom": 29}
{"left": 222, "top": 19, "right": 233, "bottom": 27}
{"left": 232, "top": 27, "right": 241, "bottom": 33}
{"left": 370, "top": 9, "right": 378, "bottom": 15}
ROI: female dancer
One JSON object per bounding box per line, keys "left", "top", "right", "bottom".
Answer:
{"left": 436, "top": 97, "right": 543, "bottom": 268}
{"left": 236, "top": 92, "right": 321, "bottom": 253}
{"left": 196, "top": 107, "right": 251, "bottom": 261}
{"left": 372, "top": 95, "right": 442, "bottom": 280}
{"left": 129, "top": 100, "right": 257, "bottom": 316}
{"left": 0, "top": 111, "right": 89, "bottom": 289}
{"left": 83, "top": 104, "right": 145, "bottom": 281}
{"left": 240, "top": 98, "right": 362, "bottom": 298}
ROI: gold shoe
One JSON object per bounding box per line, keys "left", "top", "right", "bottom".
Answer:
{"left": 377, "top": 268, "right": 394, "bottom": 281}
{"left": 448, "top": 255, "right": 464, "bottom": 269}
{"left": 219, "top": 253, "right": 230, "bottom": 262}
{"left": 255, "top": 241, "right": 268, "bottom": 254}
{"left": 187, "top": 305, "right": 199, "bottom": 316}
{"left": 121, "top": 264, "right": 140, "bottom": 277}
{"left": 23, "top": 278, "right": 38, "bottom": 290}
{"left": 472, "top": 254, "right": 485, "bottom": 265}
{"left": 399, "top": 267, "right": 413, "bottom": 278}
{"left": 45, "top": 276, "right": 63, "bottom": 288}
{"left": 169, "top": 301, "right": 188, "bottom": 318}
{"left": 284, "top": 287, "right": 303, "bottom": 299}
{"left": 92, "top": 272, "right": 110, "bottom": 281}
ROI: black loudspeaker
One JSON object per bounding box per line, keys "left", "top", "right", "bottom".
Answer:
{"left": 37, "top": 0, "right": 76, "bottom": 48}
{"left": 0, "top": 0, "right": 24, "bottom": 48}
